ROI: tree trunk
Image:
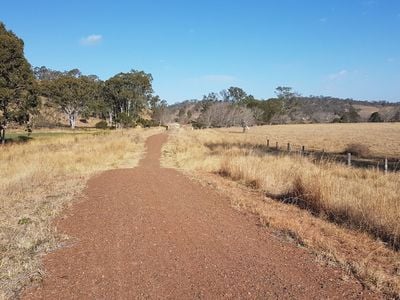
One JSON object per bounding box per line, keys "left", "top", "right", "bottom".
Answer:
{"left": 69, "top": 114, "right": 76, "bottom": 129}
{"left": 108, "top": 111, "right": 113, "bottom": 125}
{"left": 0, "top": 127, "right": 5, "bottom": 145}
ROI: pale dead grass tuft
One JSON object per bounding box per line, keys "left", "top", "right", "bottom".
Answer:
{"left": 0, "top": 127, "right": 162, "bottom": 299}
{"left": 162, "top": 127, "right": 400, "bottom": 297}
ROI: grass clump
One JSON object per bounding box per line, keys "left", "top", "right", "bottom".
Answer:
{"left": 344, "top": 143, "right": 370, "bottom": 157}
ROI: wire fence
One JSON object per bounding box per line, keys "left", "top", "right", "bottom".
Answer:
{"left": 264, "top": 138, "right": 400, "bottom": 173}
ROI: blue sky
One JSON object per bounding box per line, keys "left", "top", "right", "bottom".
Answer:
{"left": 1, "top": 0, "right": 400, "bottom": 103}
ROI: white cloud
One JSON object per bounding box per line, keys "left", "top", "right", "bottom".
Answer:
{"left": 319, "top": 17, "right": 328, "bottom": 23}
{"left": 80, "top": 34, "right": 103, "bottom": 46}
{"left": 328, "top": 69, "right": 348, "bottom": 80}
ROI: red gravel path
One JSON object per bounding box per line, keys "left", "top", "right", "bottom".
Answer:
{"left": 23, "top": 133, "right": 379, "bottom": 299}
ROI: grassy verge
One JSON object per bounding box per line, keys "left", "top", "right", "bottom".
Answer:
{"left": 162, "top": 128, "right": 400, "bottom": 297}
{"left": 0, "top": 127, "right": 162, "bottom": 299}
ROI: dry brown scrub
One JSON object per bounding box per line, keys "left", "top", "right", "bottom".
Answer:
{"left": 162, "top": 127, "right": 400, "bottom": 297}
{"left": 218, "top": 123, "right": 400, "bottom": 158}
{"left": 0, "top": 127, "right": 162, "bottom": 299}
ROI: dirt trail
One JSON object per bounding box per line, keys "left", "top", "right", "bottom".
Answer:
{"left": 24, "top": 133, "right": 379, "bottom": 299}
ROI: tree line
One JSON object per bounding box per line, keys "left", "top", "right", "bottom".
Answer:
{"left": 169, "top": 86, "right": 400, "bottom": 128}
{"left": 35, "top": 66, "right": 166, "bottom": 129}
{"left": 1, "top": 21, "right": 398, "bottom": 144}
{"left": 0, "top": 22, "right": 167, "bottom": 144}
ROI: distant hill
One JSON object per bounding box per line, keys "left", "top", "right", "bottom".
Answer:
{"left": 166, "top": 96, "right": 400, "bottom": 126}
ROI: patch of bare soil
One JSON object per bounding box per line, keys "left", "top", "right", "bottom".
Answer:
{"left": 23, "top": 134, "right": 381, "bottom": 299}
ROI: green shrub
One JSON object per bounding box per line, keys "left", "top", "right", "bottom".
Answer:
{"left": 136, "top": 118, "right": 158, "bottom": 128}
{"left": 95, "top": 120, "right": 108, "bottom": 129}
{"left": 368, "top": 112, "right": 383, "bottom": 122}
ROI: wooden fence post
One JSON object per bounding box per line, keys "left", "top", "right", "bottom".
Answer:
{"left": 266, "top": 139, "right": 270, "bottom": 148}
{"left": 276, "top": 142, "right": 279, "bottom": 150}
{"left": 301, "top": 145, "right": 305, "bottom": 155}
{"left": 347, "top": 153, "right": 351, "bottom": 166}
{"left": 384, "top": 158, "right": 388, "bottom": 174}
{"left": 287, "top": 143, "right": 291, "bottom": 152}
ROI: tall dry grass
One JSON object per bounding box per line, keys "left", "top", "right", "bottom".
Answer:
{"left": 162, "top": 127, "right": 400, "bottom": 296}
{"left": 0, "top": 127, "right": 162, "bottom": 299}
{"left": 219, "top": 123, "right": 400, "bottom": 158}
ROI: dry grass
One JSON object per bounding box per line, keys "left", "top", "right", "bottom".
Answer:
{"left": 218, "top": 123, "right": 400, "bottom": 158}
{"left": 162, "top": 126, "right": 400, "bottom": 297}
{"left": 0, "top": 127, "right": 162, "bottom": 299}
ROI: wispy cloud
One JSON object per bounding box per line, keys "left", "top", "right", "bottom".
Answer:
{"left": 328, "top": 69, "right": 348, "bottom": 80}
{"left": 80, "top": 34, "right": 103, "bottom": 46}
{"left": 319, "top": 17, "right": 328, "bottom": 23}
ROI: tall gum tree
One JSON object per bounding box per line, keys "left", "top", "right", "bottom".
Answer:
{"left": 104, "top": 70, "right": 153, "bottom": 127}
{"left": 0, "top": 22, "right": 38, "bottom": 144}
{"left": 44, "top": 75, "right": 99, "bottom": 128}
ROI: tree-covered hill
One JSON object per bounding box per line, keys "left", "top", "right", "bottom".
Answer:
{"left": 165, "top": 87, "right": 400, "bottom": 127}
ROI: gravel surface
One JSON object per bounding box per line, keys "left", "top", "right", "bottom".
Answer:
{"left": 23, "top": 133, "right": 380, "bottom": 299}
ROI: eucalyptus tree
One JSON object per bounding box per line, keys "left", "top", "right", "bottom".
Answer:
{"left": 227, "top": 86, "right": 247, "bottom": 104}
{"left": 103, "top": 70, "right": 153, "bottom": 127}
{"left": 150, "top": 95, "right": 169, "bottom": 125}
{"left": 0, "top": 22, "right": 38, "bottom": 144}
{"left": 44, "top": 74, "right": 100, "bottom": 128}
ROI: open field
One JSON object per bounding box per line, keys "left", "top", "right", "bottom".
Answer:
{"left": 4, "top": 128, "right": 100, "bottom": 143}
{"left": 0, "top": 127, "right": 163, "bottom": 299}
{"left": 162, "top": 124, "right": 400, "bottom": 297}
{"left": 218, "top": 123, "right": 400, "bottom": 158}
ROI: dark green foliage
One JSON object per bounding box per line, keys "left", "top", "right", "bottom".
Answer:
{"left": 95, "top": 120, "right": 108, "bottom": 129}
{"left": 368, "top": 112, "right": 383, "bottom": 122}
{"left": 227, "top": 86, "right": 247, "bottom": 103}
{"left": 136, "top": 117, "right": 158, "bottom": 128}
{"left": 117, "top": 112, "right": 136, "bottom": 128}
{"left": 33, "top": 66, "right": 63, "bottom": 80}
{"left": 275, "top": 86, "right": 299, "bottom": 100}
{"left": 191, "top": 120, "right": 206, "bottom": 129}
{"left": 18, "top": 217, "right": 32, "bottom": 225}
{"left": 339, "top": 107, "right": 361, "bottom": 123}
{"left": 104, "top": 70, "right": 154, "bottom": 128}
{"left": 0, "top": 22, "right": 39, "bottom": 143}
{"left": 42, "top": 74, "right": 100, "bottom": 128}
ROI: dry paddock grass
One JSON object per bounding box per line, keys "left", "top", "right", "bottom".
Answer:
{"left": 162, "top": 124, "right": 400, "bottom": 297}
{"left": 0, "top": 127, "right": 163, "bottom": 299}
{"left": 218, "top": 123, "right": 400, "bottom": 158}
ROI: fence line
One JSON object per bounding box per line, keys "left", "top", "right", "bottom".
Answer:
{"left": 264, "top": 137, "right": 399, "bottom": 173}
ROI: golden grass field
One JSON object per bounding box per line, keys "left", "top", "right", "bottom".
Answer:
{"left": 162, "top": 123, "right": 400, "bottom": 297}
{"left": 218, "top": 122, "right": 400, "bottom": 157}
{"left": 0, "top": 127, "right": 162, "bottom": 299}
